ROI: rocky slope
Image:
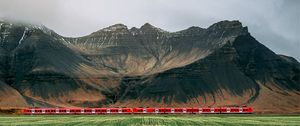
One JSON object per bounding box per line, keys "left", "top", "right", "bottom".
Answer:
{"left": 0, "top": 20, "right": 299, "bottom": 113}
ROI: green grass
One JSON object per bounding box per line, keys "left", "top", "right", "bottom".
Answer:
{"left": 0, "top": 115, "right": 299, "bottom": 126}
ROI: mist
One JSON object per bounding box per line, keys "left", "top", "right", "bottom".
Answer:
{"left": 0, "top": 0, "right": 299, "bottom": 60}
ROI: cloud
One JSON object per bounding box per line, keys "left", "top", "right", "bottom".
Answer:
{"left": 0, "top": 0, "right": 299, "bottom": 60}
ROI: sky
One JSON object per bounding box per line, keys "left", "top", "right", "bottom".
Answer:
{"left": 0, "top": 0, "right": 299, "bottom": 60}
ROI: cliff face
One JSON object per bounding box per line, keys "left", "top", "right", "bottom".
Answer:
{"left": 65, "top": 21, "right": 248, "bottom": 76}
{"left": 0, "top": 20, "right": 299, "bottom": 113}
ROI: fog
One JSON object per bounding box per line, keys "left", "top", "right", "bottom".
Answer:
{"left": 0, "top": 0, "right": 299, "bottom": 60}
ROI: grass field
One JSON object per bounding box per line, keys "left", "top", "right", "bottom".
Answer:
{"left": 0, "top": 115, "right": 299, "bottom": 126}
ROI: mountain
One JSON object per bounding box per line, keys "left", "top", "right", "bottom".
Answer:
{"left": 0, "top": 20, "right": 299, "bottom": 113}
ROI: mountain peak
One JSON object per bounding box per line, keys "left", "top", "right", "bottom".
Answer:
{"left": 207, "top": 20, "right": 249, "bottom": 37}
{"left": 140, "top": 23, "right": 166, "bottom": 33}
{"left": 0, "top": 20, "right": 54, "bottom": 38}
{"left": 102, "top": 23, "right": 128, "bottom": 32}
{"left": 141, "top": 23, "right": 153, "bottom": 28}
{"left": 180, "top": 26, "right": 205, "bottom": 33}
{"left": 208, "top": 20, "right": 243, "bottom": 30}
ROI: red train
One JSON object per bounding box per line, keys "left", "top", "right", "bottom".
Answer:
{"left": 23, "top": 107, "right": 252, "bottom": 115}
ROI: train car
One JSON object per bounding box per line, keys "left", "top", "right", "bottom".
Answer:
{"left": 146, "top": 108, "right": 156, "bottom": 113}
{"left": 23, "top": 108, "right": 34, "bottom": 115}
{"left": 157, "top": 108, "right": 172, "bottom": 114}
{"left": 66, "top": 108, "right": 82, "bottom": 115}
{"left": 163, "top": 108, "right": 172, "bottom": 114}
{"left": 242, "top": 106, "right": 253, "bottom": 113}
{"left": 173, "top": 108, "right": 184, "bottom": 113}
{"left": 95, "top": 108, "right": 107, "bottom": 114}
{"left": 213, "top": 107, "right": 228, "bottom": 114}
{"left": 186, "top": 108, "right": 195, "bottom": 113}
{"left": 192, "top": 108, "right": 201, "bottom": 113}
{"left": 201, "top": 107, "right": 211, "bottom": 113}
{"left": 121, "top": 108, "right": 133, "bottom": 114}
{"left": 214, "top": 107, "right": 221, "bottom": 113}
{"left": 230, "top": 107, "right": 241, "bottom": 113}
{"left": 109, "top": 108, "right": 119, "bottom": 114}
{"left": 220, "top": 107, "right": 230, "bottom": 113}
{"left": 133, "top": 108, "right": 145, "bottom": 113}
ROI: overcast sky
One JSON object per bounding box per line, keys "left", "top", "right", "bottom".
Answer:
{"left": 0, "top": 0, "right": 299, "bottom": 60}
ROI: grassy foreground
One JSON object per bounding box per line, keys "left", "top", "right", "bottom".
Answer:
{"left": 0, "top": 115, "right": 299, "bottom": 126}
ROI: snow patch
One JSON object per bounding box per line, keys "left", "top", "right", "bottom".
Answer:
{"left": 99, "top": 40, "right": 105, "bottom": 47}
{"left": 2, "top": 28, "right": 10, "bottom": 41}
{"left": 28, "top": 24, "right": 52, "bottom": 35}
{"left": 219, "top": 31, "right": 225, "bottom": 40}
{"left": 132, "top": 32, "right": 136, "bottom": 36}
{"left": 61, "top": 38, "right": 71, "bottom": 44}
{"left": 18, "top": 27, "right": 29, "bottom": 45}
{"left": 102, "top": 24, "right": 127, "bottom": 32}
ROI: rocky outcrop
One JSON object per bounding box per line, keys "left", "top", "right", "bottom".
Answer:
{"left": 0, "top": 20, "right": 299, "bottom": 113}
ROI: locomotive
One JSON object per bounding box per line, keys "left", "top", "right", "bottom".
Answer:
{"left": 23, "top": 106, "right": 252, "bottom": 115}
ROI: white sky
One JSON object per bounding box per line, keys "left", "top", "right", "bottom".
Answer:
{"left": 0, "top": 0, "right": 299, "bottom": 60}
